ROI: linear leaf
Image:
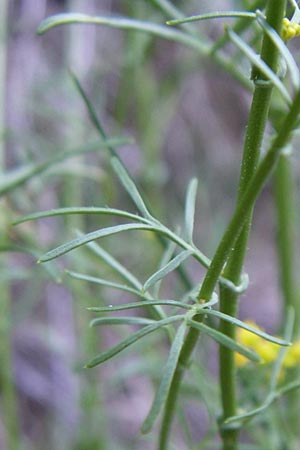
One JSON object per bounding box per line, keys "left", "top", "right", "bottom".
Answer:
{"left": 205, "top": 309, "right": 290, "bottom": 346}
{"left": 79, "top": 239, "right": 169, "bottom": 324}
{"left": 188, "top": 320, "right": 262, "bottom": 363}
{"left": 255, "top": 11, "right": 300, "bottom": 89}
{"left": 227, "top": 29, "right": 291, "bottom": 104}
{"left": 184, "top": 178, "right": 198, "bottom": 242}
{"left": 167, "top": 11, "right": 256, "bottom": 26}
{"left": 83, "top": 240, "right": 142, "bottom": 289}
{"left": 153, "top": 239, "right": 177, "bottom": 298}
{"left": 66, "top": 270, "right": 141, "bottom": 296}
{"left": 0, "top": 137, "right": 130, "bottom": 197}
{"left": 13, "top": 207, "right": 149, "bottom": 226}
{"left": 88, "top": 300, "right": 194, "bottom": 312}
{"left": 141, "top": 321, "right": 187, "bottom": 434}
{"left": 37, "top": 13, "right": 210, "bottom": 55}
{"left": 38, "top": 223, "right": 159, "bottom": 263}
{"left": 85, "top": 314, "right": 185, "bottom": 368}
{"left": 111, "top": 157, "right": 152, "bottom": 219}
{"left": 143, "top": 250, "right": 193, "bottom": 292}
{"left": 90, "top": 316, "right": 155, "bottom": 327}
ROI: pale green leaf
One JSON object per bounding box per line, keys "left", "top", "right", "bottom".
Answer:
{"left": 90, "top": 316, "right": 155, "bottom": 327}
{"left": 205, "top": 309, "right": 290, "bottom": 347}
{"left": 38, "top": 223, "right": 159, "bottom": 263}
{"left": 82, "top": 240, "right": 142, "bottom": 289}
{"left": 37, "top": 13, "right": 209, "bottom": 54}
{"left": 141, "top": 321, "right": 187, "bottom": 434}
{"left": 143, "top": 250, "right": 193, "bottom": 292}
{"left": 188, "top": 320, "right": 262, "bottom": 363}
{"left": 167, "top": 11, "right": 256, "bottom": 26}
{"left": 111, "top": 157, "right": 152, "bottom": 219}
{"left": 13, "top": 206, "right": 149, "bottom": 226}
{"left": 0, "top": 137, "right": 130, "bottom": 197}
{"left": 88, "top": 300, "right": 193, "bottom": 312}
{"left": 85, "top": 314, "right": 185, "bottom": 368}
{"left": 184, "top": 178, "right": 198, "bottom": 242}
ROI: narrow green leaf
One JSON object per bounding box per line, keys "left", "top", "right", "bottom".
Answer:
{"left": 88, "top": 300, "right": 194, "bottom": 312}
{"left": 255, "top": 11, "right": 300, "bottom": 89}
{"left": 66, "top": 270, "right": 141, "bottom": 296}
{"left": 225, "top": 379, "right": 300, "bottom": 426}
{"left": 0, "top": 138, "right": 130, "bottom": 197}
{"left": 13, "top": 207, "right": 150, "bottom": 226}
{"left": 167, "top": 11, "right": 256, "bottom": 26}
{"left": 143, "top": 250, "right": 193, "bottom": 292}
{"left": 37, "top": 13, "right": 210, "bottom": 54}
{"left": 184, "top": 178, "right": 198, "bottom": 242}
{"left": 38, "top": 223, "right": 159, "bottom": 263}
{"left": 110, "top": 157, "right": 152, "bottom": 219}
{"left": 83, "top": 240, "right": 142, "bottom": 289}
{"left": 153, "top": 240, "right": 177, "bottom": 298}
{"left": 90, "top": 316, "right": 155, "bottom": 327}
{"left": 85, "top": 314, "right": 185, "bottom": 368}
{"left": 188, "top": 320, "right": 262, "bottom": 363}
{"left": 227, "top": 28, "right": 291, "bottom": 104}
{"left": 205, "top": 309, "right": 290, "bottom": 347}
{"left": 141, "top": 321, "right": 187, "bottom": 434}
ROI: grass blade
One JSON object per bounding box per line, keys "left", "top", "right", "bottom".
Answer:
{"left": 141, "top": 321, "right": 187, "bottom": 434}
{"left": 85, "top": 314, "right": 185, "bottom": 368}
{"left": 38, "top": 223, "right": 159, "bottom": 262}
{"left": 188, "top": 320, "right": 262, "bottom": 363}
{"left": 143, "top": 250, "right": 193, "bottom": 292}
{"left": 184, "top": 178, "right": 198, "bottom": 243}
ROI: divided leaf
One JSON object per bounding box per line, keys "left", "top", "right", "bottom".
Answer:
{"left": 85, "top": 314, "right": 185, "bottom": 368}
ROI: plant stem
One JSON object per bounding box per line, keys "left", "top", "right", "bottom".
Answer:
{"left": 274, "top": 154, "right": 299, "bottom": 333}
{"left": 217, "top": 2, "right": 287, "bottom": 448}
{"left": 159, "top": 1, "right": 289, "bottom": 447}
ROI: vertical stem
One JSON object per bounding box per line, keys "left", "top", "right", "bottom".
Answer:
{"left": 159, "top": 1, "right": 287, "bottom": 449}
{"left": 274, "top": 154, "right": 299, "bottom": 333}
{"left": 0, "top": 1, "right": 20, "bottom": 449}
{"left": 218, "top": 2, "right": 286, "bottom": 449}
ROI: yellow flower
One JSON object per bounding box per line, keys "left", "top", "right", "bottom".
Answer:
{"left": 235, "top": 321, "right": 279, "bottom": 367}
{"left": 282, "top": 17, "right": 300, "bottom": 41}
{"left": 282, "top": 340, "right": 300, "bottom": 368}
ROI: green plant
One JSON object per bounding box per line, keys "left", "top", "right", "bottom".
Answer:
{"left": 12, "top": 0, "right": 300, "bottom": 449}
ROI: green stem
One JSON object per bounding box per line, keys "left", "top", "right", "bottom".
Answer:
{"left": 274, "top": 154, "right": 299, "bottom": 333}
{"left": 217, "top": 2, "right": 287, "bottom": 448}
{"left": 159, "top": 1, "right": 291, "bottom": 447}
{"left": 160, "top": 86, "right": 300, "bottom": 449}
